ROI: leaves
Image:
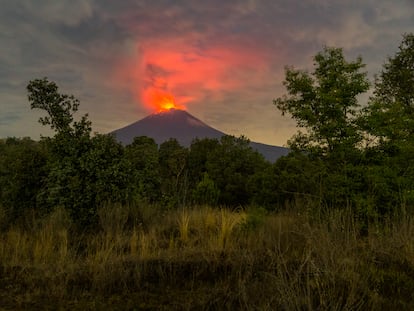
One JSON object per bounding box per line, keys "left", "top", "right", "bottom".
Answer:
{"left": 27, "top": 78, "right": 85, "bottom": 135}
{"left": 274, "top": 47, "right": 369, "bottom": 157}
{"left": 363, "top": 33, "right": 414, "bottom": 145}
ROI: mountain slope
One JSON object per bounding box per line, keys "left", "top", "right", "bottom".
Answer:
{"left": 111, "top": 109, "right": 289, "bottom": 162}
{"left": 112, "top": 109, "right": 225, "bottom": 147}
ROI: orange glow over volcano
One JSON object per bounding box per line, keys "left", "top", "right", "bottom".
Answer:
{"left": 114, "top": 37, "right": 269, "bottom": 114}
{"left": 144, "top": 88, "right": 185, "bottom": 112}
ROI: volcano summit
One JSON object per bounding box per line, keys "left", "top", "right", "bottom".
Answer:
{"left": 111, "top": 109, "right": 289, "bottom": 162}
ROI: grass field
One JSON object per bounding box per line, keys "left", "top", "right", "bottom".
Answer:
{"left": 1, "top": 204, "right": 414, "bottom": 310}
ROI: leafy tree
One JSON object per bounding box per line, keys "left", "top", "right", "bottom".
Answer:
{"left": 206, "top": 135, "right": 267, "bottom": 206}
{"left": 192, "top": 172, "right": 220, "bottom": 206}
{"left": 361, "top": 33, "right": 414, "bottom": 213}
{"left": 27, "top": 77, "right": 91, "bottom": 138}
{"left": 125, "top": 136, "right": 161, "bottom": 203}
{"left": 27, "top": 78, "right": 131, "bottom": 228}
{"left": 251, "top": 152, "right": 325, "bottom": 210}
{"left": 0, "top": 138, "right": 47, "bottom": 222}
{"left": 159, "top": 139, "right": 189, "bottom": 207}
{"left": 79, "top": 135, "right": 130, "bottom": 208}
{"left": 247, "top": 161, "right": 278, "bottom": 209}
{"left": 362, "top": 33, "right": 414, "bottom": 147}
{"left": 272, "top": 47, "right": 373, "bottom": 211}
{"left": 187, "top": 138, "right": 220, "bottom": 190}
{"left": 27, "top": 78, "right": 92, "bottom": 222}
{"left": 274, "top": 47, "right": 369, "bottom": 159}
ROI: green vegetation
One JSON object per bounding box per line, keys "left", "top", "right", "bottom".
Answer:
{"left": 1, "top": 33, "right": 414, "bottom": 309}
{"left": 273, "top": 34, "right": 414, "bottom": 221}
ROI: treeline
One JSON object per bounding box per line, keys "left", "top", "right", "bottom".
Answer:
{"left": 1, "top": 33, "right": 414, "bottom": 230}
{"left": 0, "top": 132, "right": 273, "bottom": 228}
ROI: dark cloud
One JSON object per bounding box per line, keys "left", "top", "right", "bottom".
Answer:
{"left": 0, "top": 0, "right": 413, "bottom": 145}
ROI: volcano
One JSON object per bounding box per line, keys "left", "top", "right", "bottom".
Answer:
{"left": 111, "top": 109, "right": 289, "bottom": 162}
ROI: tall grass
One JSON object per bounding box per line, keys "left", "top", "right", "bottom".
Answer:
{"left": 1, "top": 203, "right": 414, "bottom": 310}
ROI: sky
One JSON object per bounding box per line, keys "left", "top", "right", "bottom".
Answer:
{"left": 1, "top": 0, "right": 413, "bottom": 146}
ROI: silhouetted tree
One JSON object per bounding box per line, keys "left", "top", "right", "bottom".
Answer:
{"left": 274, "top": 47, "right": 369, "bottom": 161}
{"left": 125, "top": 136, "right": 161, "bottom": 203}
{"left": 27, "top": 78, "right": 130, "bottom": 228}
{"left": 206, "top": 135, "right": 267, "bottom": 206}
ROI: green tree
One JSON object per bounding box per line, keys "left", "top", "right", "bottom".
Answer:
{"left": 159, "top": 139, "right": 189, "bottom": 207}
{"left": 274, "top": 47, "right": 369, "bottom": 159}
{"left": 361, "top": 33, "right": 414, "bottom": 213}
{"left": 250, "top": 152, "right": 323, "bottom": 210}
{"left": 206, "top": 135, "right": 267, "bottom": 206}
{"left": 273, "top": 47, "right": 373, "bottom": 211}
{"left": 27, "top": 78, "right": 131, "bottom": 228}
{"left": 79, "top": 135, "right": 130, "bottom": 206}
{"left": 0, "top": 138, "right": 47, "bottom": 222}
{"left": 362, "top": 33, "right": 414, "bottom": 147}
{"left": 125, "top": 136, "right": 161, "bottom": 203}
{"left": 187, "top": 138, "right": 220, "bottom": 189}
{"left": 192, "top": 172, "right": 220, "bottom": 206}
{"left": 28, "top": 78, "right": 93, "bottom": 223}
{"left": 27, "top": 77, "right": 91, "bottom": 138}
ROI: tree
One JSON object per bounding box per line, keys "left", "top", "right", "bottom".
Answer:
{"left": 273, "top": 48, "right": 373, "bottom": 212}
{"left": 192, "top": 172, "right": 220, "bottom": 206}
{"left": 27, "top": 78, "right": 131, "bottom": 228}
{"left": 361, "top": 33, "right": 414, "bottom": 213}
{"left": 0, "top": 138, "right": 47, "bottom": 222}
{"left": 79, "top": 135, "right": 131, "bottom": 206}
{"left": 187, "top": 138, "right": 220, "bottom": 186}
{"left": 125, "top": 136, "right": 161, "bottom": 203}
{"left": 249, "top": 152, "right": 323, "bottom": 210}
{"left": 27, "top": 77, "right": 91, "bottom": 138}
{"left": 159, "top": 139, "right": 189, "bottom": 207}
{"left": 274, "top": 47, "right": 369, "bottom": 159}
{"left": 362, "top": 33, "right": 414, "bottom": 147}
{"left": 206, "top": 135, "right": 267, "bottom": 206}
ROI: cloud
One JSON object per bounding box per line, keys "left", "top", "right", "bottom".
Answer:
{"left": 0, "top": 0, "right": 413, "bottom": 145}
{"left": 111, "top": 0, "right": 283, "bottom": 115}
{"left": 19, "top": 0, "right": 93, "bottom": 27}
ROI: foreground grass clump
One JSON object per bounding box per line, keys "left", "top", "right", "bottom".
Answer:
{"left": 1, "top": 204, "right": 414, "bottom": 310}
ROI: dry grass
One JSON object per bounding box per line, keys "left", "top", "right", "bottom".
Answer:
{"left": 1, "top": 204, "right": 414, "bottom": 310}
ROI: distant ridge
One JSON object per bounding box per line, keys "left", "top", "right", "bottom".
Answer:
{"left": 111, "top": 109, "right": 289, "bottom": 162}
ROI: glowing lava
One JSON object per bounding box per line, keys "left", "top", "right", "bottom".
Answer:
{"left": 144, "top": 88, "right": 185, "bottom": 112}
{"left": 157, "top": 93, "right": 177, "bottom": 111}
